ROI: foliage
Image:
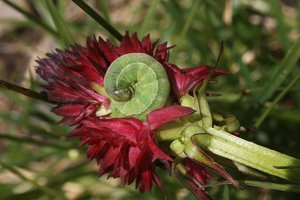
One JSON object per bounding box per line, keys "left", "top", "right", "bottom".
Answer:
{"left": 0, "top": 0, "right": 300, "bottom": 199}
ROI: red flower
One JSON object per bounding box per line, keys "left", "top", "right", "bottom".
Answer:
{"left": 70, "top": 105, "right": 194, "bottom": 192}
{"left": 36, "top": 32, "right": 227, "bottom": 198}
{"left": 36, "top": 32, "right": 173, "bottom": 125}
{"left": 182, "top": 159, "right": 213, "bottom": 200}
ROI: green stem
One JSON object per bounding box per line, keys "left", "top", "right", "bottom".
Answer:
{"left": 195, "top": 127, "right": 300, "bottom": 183}
{"left": 72, "top": 0, "right": 123, "bottom": 41}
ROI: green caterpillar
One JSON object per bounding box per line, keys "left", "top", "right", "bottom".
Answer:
{"left": 104, "top": 53, "right": 170, "bottom": 120}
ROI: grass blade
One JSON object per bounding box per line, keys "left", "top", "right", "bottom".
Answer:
{"left": 179, "top": 0, "right": 201, "bottom": 39}
{"left": 255, "top": 38, "right": 300, "bottom": 105}
{"left": 139, "top": 0, "right": 160, "bottom": 36}
{"left": 45, "top": 0, "right": 75, "bottom": 46}
{"left": 0, "top": 133, "right": 72, "bottom": 149}
{"left": 0, "top": 160, "right": 67, "bottom": 200}
{"left": 271, "top": 0, "right": 290, "bottom": 51}
{"left": 255, "top": 73, "right": 300, "bottom": 128}
{"left": 2, "top": 0, "right": 58, "bottom": 38}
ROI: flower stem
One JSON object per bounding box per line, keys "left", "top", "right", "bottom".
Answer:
{"left": 72, "top": 0, "right": 123, "bottom": 41}
{"left": 194, "top": 127, "right": 300, "bottom": 183}
{"left": 0, "top": 79, "right": 51, "bottom": 103}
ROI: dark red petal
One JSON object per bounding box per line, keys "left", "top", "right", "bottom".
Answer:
{"left": 147, "top": 105, "right": 195, "bottom": 130}
{"left": 147, "top": 138, "right": 172, "bottom": 161}
{"left": 183, "top": 159, "right": 212, "bottom": 185}
{"left": 97, "top": 37, "right": 120, "bottom": 62}
{"left": 165, "top": 64, "right": 229, "bottom": 97}
{"left": 53, "top": 104, "right": 97, "bottom": 125}
{"left": 141, "top": 34, "right": 154, "bottom": 54}
{"left": 118, "top": 32, "right": 140, "bottom": 53}
{"left": 95, "top": 118, "right": 144, "bottom": 143}
{"left": 136, "top": 170, "right": 154, "bottom": 193}
{"left": 187, "top": 180, "right": 210, "bottom": 200}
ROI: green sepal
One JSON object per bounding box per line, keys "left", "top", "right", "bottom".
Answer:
{"left": 180, "top": 94, "right": 201, "bottom": 122}
{"left": 223, "top": 116, "right": 240, "bottom": 133}
{"left": 240, "top": 180, "right": 300, "bottom": 193}
{"left": 212, "top": 112, "right": 224, "bottom": 122}
{"left": 183, "top": 137, "right": 240, "bottom": 188}
{"left": 197, "top": 79, "right": 213, "bottom": 128}
{"left": 156, "top": 121, "right": 186, "bottom": 141}
{"left": 197, "top": 127, "right": 300, "bottom": 183}
{"left": 170, "top": 139, "right": 185, "bottom": 156}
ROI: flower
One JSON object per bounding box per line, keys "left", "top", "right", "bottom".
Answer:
{"left": 181, "top": 159, "right": 213, "bottom": 200}
{"left": 70, "top": 105, "right": 194, "bottom": 192}
{"left": 165, "top": 63, "right": 228, "bottom": 98}
{"left": 36, "top": 32, "right": 229, "bottom": 198}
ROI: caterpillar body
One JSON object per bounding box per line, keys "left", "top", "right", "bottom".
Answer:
{"left": 104, "top": 53, "right": 170, "bottom": 120}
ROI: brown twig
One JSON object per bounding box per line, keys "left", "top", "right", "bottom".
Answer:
{"left": 0, "top": 79, "right": 52, "bottom": 103}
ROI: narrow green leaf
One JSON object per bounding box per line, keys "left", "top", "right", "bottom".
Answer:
{"left": 0, "top": 160, "right": 67, "bottom": 200}
{"left": 45, "top": 0, "right": 75, "bottom": 46}
{"left": 255, "top": 38, "right": 300, "bottom": 105}
{"left": 255, "top": 73, "right": 300, "bottom": 128}
{"left": 2, "top": 0, "right": 58, "bottom": 38}
{"left": 222, "top": 185, "right": 230, "bottom": 200}
{"left": 271, "top": 0, "right": 290, "bottom": 51}
{"left": 179, "top": 0, "right": 201, "bottom": 39}
{"left": 0, "top": 133, "right": 71, "bottom": 149}
{"left": 140, "top": 0, "right": 160, "bottom": 36}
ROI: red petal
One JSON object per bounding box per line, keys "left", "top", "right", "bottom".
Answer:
{"left": 166, "top": 64, "right": 229, "bottom": 97}
{"left": 147, "top": 105, "right": 195, "bottom": 130}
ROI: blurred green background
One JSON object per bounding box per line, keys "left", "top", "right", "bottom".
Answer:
{"left": 0, "top": 0, "right": 300, "bottom": 199}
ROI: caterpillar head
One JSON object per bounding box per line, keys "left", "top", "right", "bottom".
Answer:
{"left": 114, "top": 88, "right": 133, "bottom": 102}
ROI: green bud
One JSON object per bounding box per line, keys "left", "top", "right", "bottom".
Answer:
{"left": 156, "top": 121, "right": 185, "bottom": 141}
{"left": 223, "top": 116, "right": 240, "bottom": 133}
{"left": 212, "top": 112, "right": 224, "bottom": 122}
{"left": 170, "top": 139, "right": 185, "bottom": 156}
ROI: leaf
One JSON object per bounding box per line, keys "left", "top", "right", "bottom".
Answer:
{"left": 45, "top": 0, "right": 74, "bottom": 46}
{"left": 2, "top": 0, "right": 58, "bottom": 37}
{"left": 255, "top": 73, "right": 300, "bottom": 128}
{"left": 139, "top": 0, "right": 160, "bottom": 36}
{"left": 255, "top": 38, "right": 300, "bottom": 105}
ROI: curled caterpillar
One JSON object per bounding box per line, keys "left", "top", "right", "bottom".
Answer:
{"left": 104, "top": 53, "right": 170, "bottom": 120}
